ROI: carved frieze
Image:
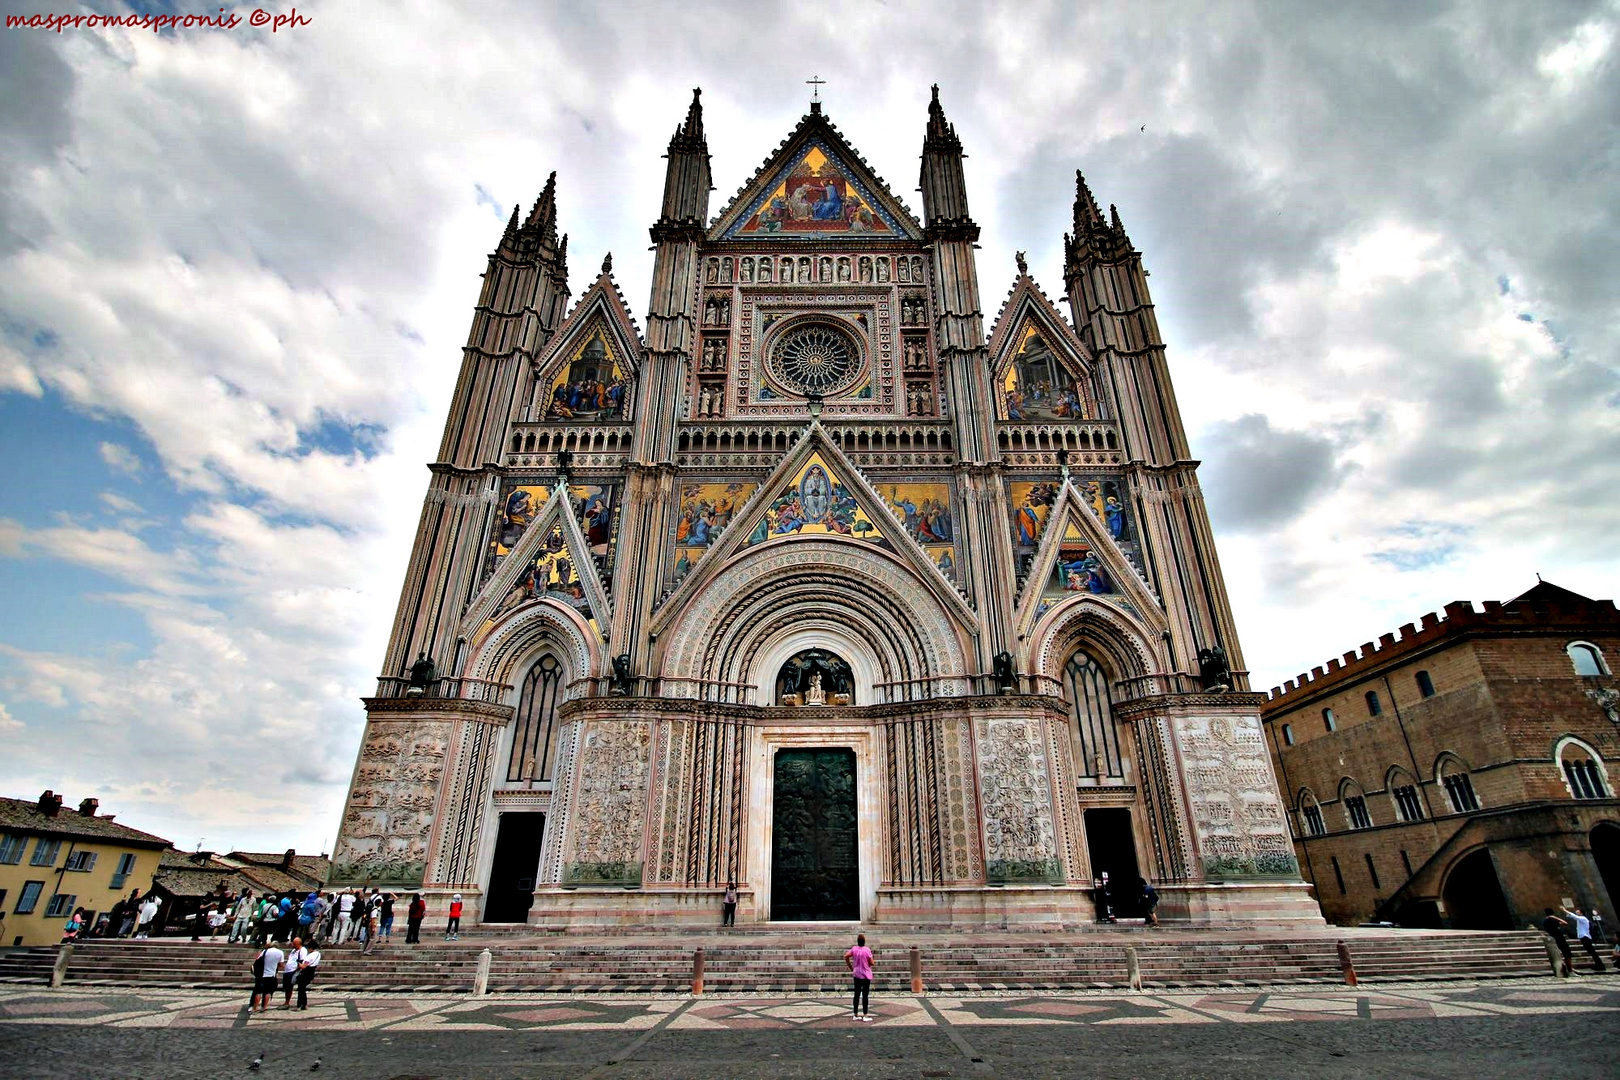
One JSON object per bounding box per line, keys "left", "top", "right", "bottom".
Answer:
{"left": 976, "top": 717, "right": 1061, "bottom": 883}
{"left": 1173, "top": 713, "right": 1299, "bottom": 879}
{"left": 564, "top": 720, "right": 652, "bottom": 885}
{"left": 330, "top": 720, "right": 451, "bottom": 886}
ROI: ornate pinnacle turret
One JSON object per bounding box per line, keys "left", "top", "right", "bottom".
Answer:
{"left": 503, "top": 203, "right": 521, "bottom": 240}
{"left": 555, "top": 233, "right": 569, "bottom": 278}
{"left": 601, "top": 252, "right": 613, "bottom": 276}
{"left": 526, "top": 171, "right": 558, "bottom": 235}
{"left": 654, "top": 88, "right": 712, "bottom": 237}
{"left": 919, "top": 83, "right": 975, "bottom": 239}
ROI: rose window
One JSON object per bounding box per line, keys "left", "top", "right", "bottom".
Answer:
{"left": 767, "top": 322, "right": 862, "bottom": 397}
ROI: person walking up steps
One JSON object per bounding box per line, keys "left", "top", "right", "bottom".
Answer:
{"left": 445, "top": 893, "right": 463, "bottom": 940}
{"left": 845, "top": 933, "right": 875, "bottom": 1022}
{"left": 1542, "top": 908, "right": 1576, "bottom": 976}
{"left": 406, "top": 893, "right": 425, "bottom": 944}
{"left": 1562, "top": 906, "right": 1607, "bottom": 972}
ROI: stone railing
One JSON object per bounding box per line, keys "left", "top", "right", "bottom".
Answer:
{"left": 504, "top": 423, "right": 634, "bottom": 470}
{"left": 373, "top": 675, "right": 512, "bottom": 703}
{"left": 997, "top": 422, "right": 1122, "bottom": 468}
{"left": 675, "top": 420, "right": 955, "bottom": 468}
{"left": 1112, "top": 670, "right": 1252, "bottom": 702}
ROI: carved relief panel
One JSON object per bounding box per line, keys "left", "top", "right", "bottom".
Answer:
{"left": 975, "top": 717, "right": 1062, "bottom": 883}
{"left": 563, "top": 720, "right": 652, "bottom": 885}
{"left": 1173, "top": 713, "right": 1299, "bottom": 879}
{"left": 330, "top": 720, "right": 451, "bottom": 886}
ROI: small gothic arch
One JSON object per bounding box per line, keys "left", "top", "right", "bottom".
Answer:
{"left": 1060, "top": 647, "right": 1127, "bottom": 782}
{"left": 1296, "top": 788, "right": 1326, "bottom": 837}
{"left": 1555, "top": 736, "right": 1611, "bottom": 800}
{"left": 1339, "top": 778, "right": 1373, "bottom": 829}
{"left": 1385, "top": 766, "right": 1424, "bottom": 822}
{"left": 1434, "top": 752, "right": 1480, "bottom": 813}
{"left": 1567, "top": 640, "right": 1610, "bottom": 676}
{"left": 505, "top": 651, "right": 567, "bottom": 784}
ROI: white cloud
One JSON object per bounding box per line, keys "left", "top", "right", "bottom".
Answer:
{"left": 0, "top": 703, "right": 21, "bottom": 733}
{"left": 98, "top": 442, "right": 143, "bottom": 477}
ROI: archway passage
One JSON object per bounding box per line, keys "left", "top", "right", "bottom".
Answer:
{"left": 484, "top": 812, "right": 545, "bottom": 923}
{"left": 771, "top": 749, "right": 858, "bottom": 920}
{"left": 1442, "top": 848, "right": 1513, "bottom": 930}
{"left": 1085, "top": 808, "right": 1144, "bottom": 917}
{"left": 1592, "top": 823, "right": 1620, "bottom": 918}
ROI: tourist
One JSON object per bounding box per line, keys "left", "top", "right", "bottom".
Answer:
{"left": 1561, "top": 906, "right": 1606, "bottom": 973}
{"left": 295, "top": 942, "right": 321, "bottom": 1010}
{"left": 134, "top": 894, "right": 160, "bottom": 938}
{"left": 280, "top": 936, "right": 307, "bottom": 1008}
{"left": 1541, "top": 908, "right": 1575, "bottom": 976}
{"left": 1140, "top": 878, "right": 1159, "bottom": 927}
{"left": 208, "top": 903, "right": 228, "bottom": 940}
{"left": 118, "top": 889, "right": 142, "bottom": 937}
{"left": 361, "top": 891, "right": 383, "bottom": 955}
{"left": 379, "top": 892, "right": 396, "bottom": 941}
{"left": 721, "top": 881, "right": 738, "bottom": 927}
{"left": 107, "top": 896, "right": 129, "bottom": 939}
{"left": 845, "top": 933, "right": 875, "bottom": 1022}
{"left": 406, "top": 893, "right": 426, "bottom": 944}
{"left": 251, "top": 894, "right": 277, "bottom": 945}
{"left": 275, "top": 892, "right": 297, "bottom": 943}
{"left": 251, "top": 940, "right": 284, "bottom": 1014}
{"left": 297, "top": 891, "right": 320, "bottom": 943}
{"left": 445, "top": 893, "right": 463, "bottom": 940}
{"left": 228, "top": 889, "right": 255, "bottom": 943}
{"left": 319, "top": 892, "right": 339, "bottom": 943}
{"left": 60, "top": 907, "right": 85, "bottom": 943}
{"left": 335, "top": 890, "right": 356, "bottom": 945}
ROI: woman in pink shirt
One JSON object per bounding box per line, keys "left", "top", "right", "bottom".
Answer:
{"left": 845, "top": 933, "right": 874, "bottom": 1021}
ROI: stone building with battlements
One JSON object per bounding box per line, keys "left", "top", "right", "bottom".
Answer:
{"left": 329, "top": 87, "right": 1320, "bottom": 929}
{"left": 1260, "top": 581, "right": 1620, "bottom": 929}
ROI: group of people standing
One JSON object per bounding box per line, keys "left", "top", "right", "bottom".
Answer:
{"left": 217, "top": 887, "right": 437, "bottom": 952}
{"left": 71, "top": 889, "right": 164, "bottom": 941}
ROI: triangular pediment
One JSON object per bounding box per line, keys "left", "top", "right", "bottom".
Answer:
{"left": 461, "top": 481, "right": 613, "bottom": 649}
{"left": 526, "top": 266, "right": 643, "bottom": 425}
{"left": 649, "top": 424, "right": 973, "bottom": 636}
{"left": 988, "top": 276, "right": 1099, "bottom": 422}
{"left": 709, "top": 114, "right": 923, "bottom": 241}
{"left": 1013, "top": 478, "right": 1163, "bottom": 638}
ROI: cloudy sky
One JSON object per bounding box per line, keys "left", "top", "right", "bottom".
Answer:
{"left": 1, "top": 1, "right": 1615, "bottom": 854}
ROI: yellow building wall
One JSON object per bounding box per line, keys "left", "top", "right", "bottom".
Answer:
{"left": 0, "top": 835, "right": 162, "bottom": 947}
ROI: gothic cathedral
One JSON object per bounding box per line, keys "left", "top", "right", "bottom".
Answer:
{"left": 331, "top": 88, "right": 1321, "bottom": 927}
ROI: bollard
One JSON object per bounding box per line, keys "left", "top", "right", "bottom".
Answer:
{"left": 473, "top": 948, "right": 492, "bottom": 997}
{"left": 1125, "top": 946, "right": 1141, "bottom": 991}
{"left": 692, "top": 947, "right": 705, "bottom": 996}
{"left": 910, "top": 945, "right": 923, "bottom": 994}
{"left": 49, "top": 945, "right": 72, "bottom": 989}
{"left": 1336, "top": 941, "right": 1357, "bottom": 987}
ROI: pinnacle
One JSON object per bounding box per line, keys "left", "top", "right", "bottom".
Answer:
{"left": 600, "top": 252, "right": 613, "bottom": 276}
{"left": 682, "top": 87, "right": 704, "bottom": 140}
{"left": 526, "top": 171, "right": 559, "bottom": 231}
{"left": 926, "top": 82, "right": 951, "bottom": 138}
{"left": 1073, "top": 169, "right": 1103, "bottom": 227}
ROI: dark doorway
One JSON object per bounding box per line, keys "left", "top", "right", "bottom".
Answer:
{"left": 771, "top": 748, "right": 858, "bottom": 921}
{"left": 484, "top": 812, "right": 545, "bottom": 923}
{"left": 1442, "top": 848, "right": 1513, "bottom": 930}
{"left": 1085, "top": 807, "right": 1144, "bottom": 917}
{"left": 1592, "top": 823, "right": 1620, "bottom": 921}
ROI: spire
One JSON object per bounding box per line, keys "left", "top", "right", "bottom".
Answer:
{"left": 526, "top": 171, "right": 558, "bottom": 233}
{"left": 654, "top": 87, "right": 712, "bottom": 235}
{"left": 919, "top": 83, "right": 976, "bottom": 239}
{"left": 681, "top": 87, "right": 703, "bottom": 141}
{"left": 503, "top": 203, "right": 520, "bottom": 239}
{"left": 556, "top": 233, "right": 568, "bottom": 278}
{"left": 1073, "top": 169, "right": 1103, "bottom": 229}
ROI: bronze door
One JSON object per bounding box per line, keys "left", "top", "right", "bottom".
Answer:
{"left": 771, "top": 748, "right": 859, "bottom": 920}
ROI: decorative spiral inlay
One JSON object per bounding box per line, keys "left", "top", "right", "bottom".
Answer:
{"left": 767, "top": 322, "right": 861, "bottom": 396}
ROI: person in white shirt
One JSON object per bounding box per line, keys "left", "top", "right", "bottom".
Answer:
{"left": 1562, "top": 906, "right": 1607, "bottom": 972}
{"left": 252, "top": 943, "right": 284, "bottom": 1014}
{"left": 134, "top": 896, "right": 160, "bottom": 939}
{"left": 335, "top": 891, "right": 356, "bottom": 945}
{"left": 295, "top": 945, "right": 322, "bottom": 1010}
{"left": 280, "top": 937, "right": 307, "bottom": 1008}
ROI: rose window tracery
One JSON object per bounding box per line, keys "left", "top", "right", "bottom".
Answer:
{"left": 766, "top": 322, "right": 862, "bottom": 397}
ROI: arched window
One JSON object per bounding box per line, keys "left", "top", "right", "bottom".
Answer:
{"left": 1322, "top": 707, "right": 1337, "bottom": 733}
{"left": 1558, "top": 739, "right": 1610, "bottom": 800}
{"left": 1063, "top": 650, "right": 1125, "bottom": 780}
{"left": 1387, "top": 768, "right": 1424, "bottom": 822}
{"left": 1298, "top": 790, "right": 1326, "bottom": 837}
{"left": 1415, "top": 670, "right": 1436, "bottom": 698}
{"left": 1567, "top": 641, "right": 1609, "bottom": 677}
{"left": 1341, "top": 780, "right": 1372, "bottom": 829}
{"left": 1437, "top": 755, "right": 1480, "bottom": 813}
{"left": 506, "top": 654, "right": 564, "bottom": 783}
{"left": 1365, "top": 691, "right": 1382, "bottom": 717}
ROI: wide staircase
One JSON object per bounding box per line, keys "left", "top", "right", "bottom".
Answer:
{"left": 0, "top": 928, "right": 1552, "bottom": 993}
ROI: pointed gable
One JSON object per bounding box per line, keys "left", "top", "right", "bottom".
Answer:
{"left": 528, "top": 261, "right": 644, "bottom": 423}
{"left": 709, "top": 111, "right": 923, "bottom": 241}
{"left": 987, "top": 272, "right": 1098, "bottom": 423}
{"left": 1013, "top": 478, "right": 1163, "bottom": 637}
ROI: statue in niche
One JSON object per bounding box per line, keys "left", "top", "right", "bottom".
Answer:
{"left": 406, "top": 653, "right": 436, "bottom": 695}
{"left": 610, "top": 653, "right": 632, "bottom": 695}
{"left": 776, "top": 648, "right": 854, "bottom": 706}
{"left": 992, "top": 651, "right": 1016, "bottom": 693}
{"left": 1197, "top": 645, "right": 1232, "bottom": 692}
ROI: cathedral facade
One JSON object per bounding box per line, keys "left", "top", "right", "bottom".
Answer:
{"left": 330, "top": 88, "right": 1321, "bottom": 927}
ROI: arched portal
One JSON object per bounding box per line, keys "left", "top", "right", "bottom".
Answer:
{"left": 1442, "top": 848, "right": 1514, "bottom": 930}
{"left": 1592, "top": 822, "right": 1620, "bottom": 917}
